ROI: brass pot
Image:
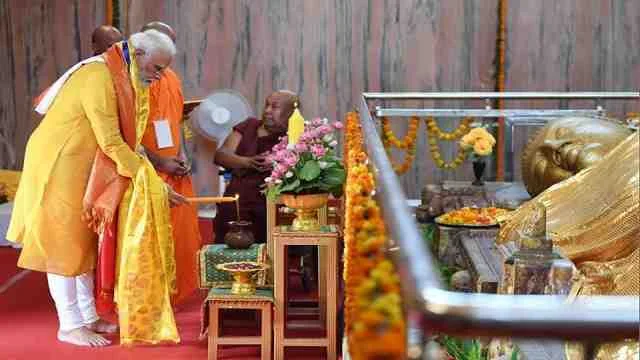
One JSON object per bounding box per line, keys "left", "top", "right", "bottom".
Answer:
{"left": 224, "top": 220, "right": 255, "bottom": 249}
{"left": 280, "top": 193, "right": 329, "bottom": 231}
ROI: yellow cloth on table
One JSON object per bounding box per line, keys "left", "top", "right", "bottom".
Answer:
{"left": 0, "top": 170, "right": 21, "bottom": 201}
{"left": 114, "top": 49, "right": 179, "bottom": 345}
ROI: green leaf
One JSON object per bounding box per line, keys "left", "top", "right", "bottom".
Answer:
{"left": 299, "top": 160, "right": 322, "bottom": 181}
{"left": 279, "top": 179, "right": 300, "bottom": 193}
{"left": 296, "top": 181, "right": 320, "bottom": 193}
{"left": 321, "top": 166, "right": 346, "bottom": 186}
{"left": 266, "top": 184, "right": 282, "bottom": 201}
{"left": 510, "top": 346, "right": 520, "bottom": 360}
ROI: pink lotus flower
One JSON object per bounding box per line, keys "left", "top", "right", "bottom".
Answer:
{"left": 264, "top": 116, "right": 345, "bottom": 201}
{"left": 311, "top": 144, "right": 326, "bottom": 158}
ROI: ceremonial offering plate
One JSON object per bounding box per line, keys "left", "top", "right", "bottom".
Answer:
{"left": 216, "top": 261, "right": 269, "bottom": 295}
{"left": 435, "top": 207, "right": 510, "bottom": 228}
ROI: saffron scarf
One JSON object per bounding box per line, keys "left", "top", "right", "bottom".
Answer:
{"left": 82, "top": 42, "right": 137, "bottom": 315}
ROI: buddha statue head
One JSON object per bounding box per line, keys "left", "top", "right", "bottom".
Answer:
{"left": 521, "top": 116, "right": 631, "bottom": 196}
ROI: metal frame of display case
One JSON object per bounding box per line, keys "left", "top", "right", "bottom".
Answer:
{"left": 356, "top": 92, "right": 639, "bottom": 350}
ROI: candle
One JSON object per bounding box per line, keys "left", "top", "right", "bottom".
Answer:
{"left": 185, "top": 196, "right": 238, "bottom": 203}
{"left": 235, "top": 194, "right": 241, "bottom": 221}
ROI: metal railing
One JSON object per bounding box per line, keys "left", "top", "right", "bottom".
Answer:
{"left": 358, "top": 92, "right": 640, "bottom": 341}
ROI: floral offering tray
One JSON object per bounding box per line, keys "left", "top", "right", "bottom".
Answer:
{"left": 435, "top": 207, "right": 510, "bottom": 228}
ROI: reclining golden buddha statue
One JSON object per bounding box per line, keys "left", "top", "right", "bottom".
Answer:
{"left": 521, "top": 116, "right": 631, "bottom": 196}
{"left": 499, "top": 128, "right": 639, "bottom": 359}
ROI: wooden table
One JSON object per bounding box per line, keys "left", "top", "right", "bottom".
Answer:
{"left": 206, "top": 288, "right": 274, "bottom": 360}
{"left": 272, "top": 225, "right": 339, "bottom": 360}
{"left": 457, "top": 229, "right": 503, "bottom": 293}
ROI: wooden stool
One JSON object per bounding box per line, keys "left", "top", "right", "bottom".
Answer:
{"left": 206, "top": 288, "right": 274, "bottom": 360}
{"left": 272, "top": 225, "right": 339, "bottom": 360}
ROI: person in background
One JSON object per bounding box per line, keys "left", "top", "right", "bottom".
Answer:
{"left": 214, "top": 90, "right": 298, "bottom": 244}
{"left": 91, "top": 25, "right": 123, "bottom": 55}
{"left": 31, "top": 25, "right": 123, "bottom": 112}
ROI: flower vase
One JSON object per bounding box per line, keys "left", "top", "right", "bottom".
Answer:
{"left": 280, "top": 193, "right": 329, "bottom": 231}
{"left": 472, "top": 160, "right": 486, "bottom": 186}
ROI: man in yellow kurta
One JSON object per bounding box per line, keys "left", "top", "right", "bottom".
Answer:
{"left": 8, "top": 29, "right": 180, "bottom": 347}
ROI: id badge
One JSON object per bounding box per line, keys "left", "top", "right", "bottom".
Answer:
{"left": 153, "top": 119, "right": 174, "bottom": 149}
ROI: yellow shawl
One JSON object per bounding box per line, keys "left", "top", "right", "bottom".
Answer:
{"left": 114, "top": 47, "right": 179, "bottom": 345}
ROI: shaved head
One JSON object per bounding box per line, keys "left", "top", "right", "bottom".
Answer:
{"left": 273, "top": 90, "right": 298, "bottom": 110}
{"left": 91, "top": 25, "right": 123, "bottom": 55}
{"left": 141, "top": 21, "right": 176, "bottom": 42}
{"left": 262, "top": 90, "right": 299, "bottom": 135}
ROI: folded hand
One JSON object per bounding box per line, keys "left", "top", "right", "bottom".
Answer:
{"left": 159, "top": 157, "right": 190, "bottom": 177}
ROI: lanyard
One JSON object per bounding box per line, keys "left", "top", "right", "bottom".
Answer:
{"left": 122, "top": 41, "right": 131, "bottom": 67}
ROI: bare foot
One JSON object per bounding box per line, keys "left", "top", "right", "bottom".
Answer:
{"left": 86, "top": 319, "right": 118, "bottom": 334}
{"left": 57, "top": 327, "right": 111, "bottom": 347}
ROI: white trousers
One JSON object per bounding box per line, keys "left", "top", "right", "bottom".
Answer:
{"left": 47, "top": 272, "right": 99, "bottom": 332}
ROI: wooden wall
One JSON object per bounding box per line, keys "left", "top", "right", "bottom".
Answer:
{"left": 0, "top": 0, "right": 106, "bottom": 168}
{"left": 506, "top": 0, "right": 640, "bottom": 115}
{"left": 1, "top": 0, "right": 638, "bottom": 198}
{"left": 121, "top": 0, "right": 500, "bottom": 197}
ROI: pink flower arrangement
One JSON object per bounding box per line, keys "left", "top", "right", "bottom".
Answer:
{"left": 265, "top": 118, "right": 346, "bottom": 200}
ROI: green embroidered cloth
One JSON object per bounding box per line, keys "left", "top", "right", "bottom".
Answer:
{"left": 275, "top": 224, "right": 339, "bottom": 234}
{"left": 206, "top": 287, "right": 274, "bottom": 302}
{"left": 198, "top": 244, "right": 268, "bottom": 288}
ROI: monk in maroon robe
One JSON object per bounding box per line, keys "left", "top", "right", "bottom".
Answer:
{"left": 214, "top": 91, "right": 297, "bottom": 243}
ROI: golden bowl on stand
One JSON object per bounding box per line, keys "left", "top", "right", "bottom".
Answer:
{"left": 216, "top": 261, "right": 269, "bottom": 295}
{"left": 280, "top": 193, "right": 329, "bottom": 231}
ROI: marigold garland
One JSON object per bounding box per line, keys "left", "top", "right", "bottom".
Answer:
{"left": 380, "top": 117, "right": 419, "bottom": 174}
{"left": 381, "top": 117, "right": 419, "bottom": 149}
{"left": 425, "top": 117, "right": 473, "bottom": 169}
{"left": 384, "top": 144, "right": 416, "bottom": 174}
{"left": 344, "top": 111, "right": 406, "bottom": 360}
{"left": 495, "top": 0, "right": 508, "bottom": 180}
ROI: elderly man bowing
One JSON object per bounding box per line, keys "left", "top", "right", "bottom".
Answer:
{"left": 8, "top": 29, "right": 185, "bottom": 347}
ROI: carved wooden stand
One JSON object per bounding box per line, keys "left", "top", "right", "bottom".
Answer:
{"left": 208, "top": 295, "right": 273, "bottom": 360}
{"left": 272, "top": 226, "right": 339, "bottom": 360}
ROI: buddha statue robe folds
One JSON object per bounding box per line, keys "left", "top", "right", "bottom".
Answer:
{"left": 498, "top": 131, "right": 639, "bottom": 359}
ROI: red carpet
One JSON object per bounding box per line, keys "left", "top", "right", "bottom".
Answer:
{"left": 0, "top": 247, "right": 21, "bottom": 284}
{"left": 0, "top": 249, "right": 337, "bottom": 359}
{"left": 0, "top": 270, "right": 212, "bottom": 360}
